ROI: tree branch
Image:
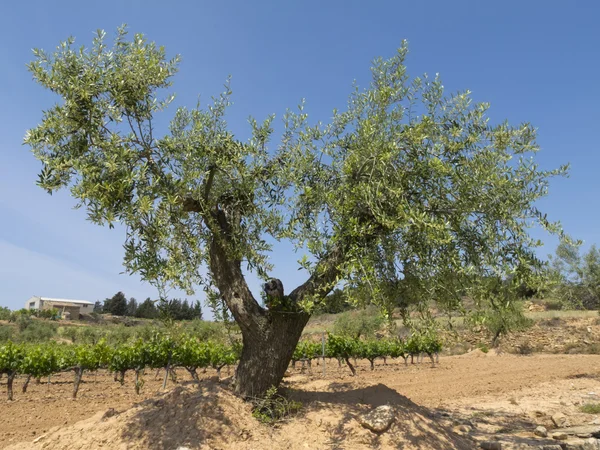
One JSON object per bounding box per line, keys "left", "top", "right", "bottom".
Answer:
{"left": 288, "top": 246, "right": 345, "bottom": 304}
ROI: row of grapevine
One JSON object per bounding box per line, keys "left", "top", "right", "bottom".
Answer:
{"left": 0, "top": 332, "right": 442, "bottom": 400}
{"left": 293, "top": 334, "right": 443, "bottom": 375}
{"left": 0, "top": 334, "right": 240, "bottom": 400}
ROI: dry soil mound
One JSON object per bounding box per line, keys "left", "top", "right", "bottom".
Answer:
{"left": 5, "top": 380, "right": 473, "bottom": 450}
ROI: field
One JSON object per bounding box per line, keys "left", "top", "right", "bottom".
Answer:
{"left": 1, "top": 313, "right": 600, "bottom": 449}
{"left": 2, "top": 351, "right": 600, "bottom": 449}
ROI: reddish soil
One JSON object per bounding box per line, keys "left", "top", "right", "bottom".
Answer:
{"left": 2, "top": 353, "right": 600, "bottom": 449}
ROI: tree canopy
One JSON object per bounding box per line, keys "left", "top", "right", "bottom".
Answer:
{"left": 25, "top": 27, "right": 567, "bottom": 396}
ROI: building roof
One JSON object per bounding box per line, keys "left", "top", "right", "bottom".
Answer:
{"left": 34, "top": 296, "right": 94, "bottom": 305}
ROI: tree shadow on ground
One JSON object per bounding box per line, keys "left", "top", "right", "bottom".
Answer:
{"left": 287, "top": 382, "right": 475, "bottom": 449}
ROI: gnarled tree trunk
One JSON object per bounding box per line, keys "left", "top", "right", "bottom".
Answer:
{"left": 182, "top": 203, "right": 343, "bottom": 399}
{"left": 234, "top": 310, "right": 309, "bottom": 398}
{"left": 207, "top": 218, "right": 340, "bottom": 398}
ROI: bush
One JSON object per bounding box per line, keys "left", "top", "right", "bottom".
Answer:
{"left": 182, "top": 320, "right": 230, "bottom": 342}
{"left": 0, "top": 325, "right": 14, "bottom": 342}
{"left": 333, "top": 307, "right": 383, "bottom": 339}
{"left": 580, "top": 403, "right": 600, "bottom": 414}
{"left": 251, "top": 386, "right": 302, "bottom": 425}
{"left": 18, "top": 321, "right": 58, "bottom": 343}
{"left": 0, "top": 307, "right": 11, "bottom": 321}
{"left": 467, "top": 303, "right": 533, "bottom": 347}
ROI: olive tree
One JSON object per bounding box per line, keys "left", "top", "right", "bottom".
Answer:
{"left": 25, "top": 27, "right": 566, "bottom": 397}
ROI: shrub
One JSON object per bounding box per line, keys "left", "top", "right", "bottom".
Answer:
{"left": 0, "top": 326, "right": 14, "bottom": 342}
{"left": 18, "top": 321, "right": 58, "bottom": 343}
{"left": 183, "top": 320, "right": 230, "bottom": 342}
{"left": 0, "top": 307, "right": 11, "bottom": 321}
{"left": 333, "top": 307, "right": 383, "bottom": 339}
{"left": 251, "top": 386, "right": 302, "bottom": 425}
{"left": 580, "top": 403, "right": 600, "bottom": 414}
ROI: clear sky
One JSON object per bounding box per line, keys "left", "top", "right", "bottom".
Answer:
{"left": 1, "top": 0, "right": 598, "bottom": 312}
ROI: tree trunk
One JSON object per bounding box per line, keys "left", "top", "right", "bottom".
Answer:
{"left": 186, "top": 367, "right": 199, "bottom": 381}
{"left": 234, "top": 311, "right": 309, "bottom": 398}
{"left": 73, "top": 367, "right": 84, "bottom": 399}
{"left": 134, "top": 369, "right": 142, "bottom": 395}
{"left": 204, "top": 211, "right": 340, "bottom": 399}
{"left": 22, "top": 374, "right": 31, "bottom": 393}
{"left": 7, "top": 372, "right": 15, "bottom": 401}
{"left": 344, "top": 357, "right": 356, "bottom": 376}
{"left": 369, "top": 359, "right": 375, "bottom": 371}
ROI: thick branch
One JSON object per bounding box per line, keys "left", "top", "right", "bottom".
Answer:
{"left": 206, "top": 208, "right": 265, "bottom": 333}
{"left": 209, "top": 237, "right": 266, "bottom": 332}
{"left": 288, "top": 246, "right": 344, "bottom": 304}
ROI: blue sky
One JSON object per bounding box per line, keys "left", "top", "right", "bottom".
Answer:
{"left": 1, "top": 1, "right": 598, "bottom": 312}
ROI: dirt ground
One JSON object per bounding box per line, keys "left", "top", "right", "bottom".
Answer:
{"left": 2, "top": 352, "right": 600, "bottom": 449}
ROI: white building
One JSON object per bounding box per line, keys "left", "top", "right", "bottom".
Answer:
{"left": 26, "top": 296, "right": 94, "bottom": 318}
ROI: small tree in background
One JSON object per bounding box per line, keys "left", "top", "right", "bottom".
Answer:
{"left": 127, "top": 297, "right": 138, "bottom": 317}
{"left": 93, "top": 301, "right": 103, "bottom": 313}
{"left": 103, "top": 292, "right": 128, "bottom": 316}
{"left": 135, "top": 298, "right": 159, "bottom": 319}
{"left": 549, "top": 242, "right": 600, "bottom": 309}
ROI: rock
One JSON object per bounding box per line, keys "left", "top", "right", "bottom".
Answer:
{"left": 101, "top": 408, "right": 118, "bottom": 420}
{"left": 539, "top": 446, "right": 563, "bottom": 450}
{"left": 535, "top": 426, "right": 549, "bottom": 437}
{"left": 453, "top": 424, "right": 472, "bottom": 434}
{"left": 552, "top": 432, "right": 568, "bottom": 440}
{"left": 357, "top": 405, "right": 395, "bottom": 433}
{"left": 553, "top": 425, "right": 600, "bottom": 438}
{"left": 480, "top": 442, "right": 502, "bottom": 450}
{"left": 32, "top": 435, "right": 47, "bottom": 443}
{"left": 583, "top": 438, "right": 600, "bottom": 449}
{"left": 283, "top": 370, "right": 292, "bottom": 377}
{"left": 552, "top": 412, "right": 569, "bottom": 428}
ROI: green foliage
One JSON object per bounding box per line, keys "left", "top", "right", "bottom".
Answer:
{"left": 182, "top": 319, "right": 230, "bottom": 342}
{"left": 332, "top": 308, "right": 383, "bottom": 339}
{"left": 313, "top": 289, "right": 351, "bottom": 315}
{"left": 549, "top": 242, "right": 600, "bottom": 309}
{"left": 467, "top": 302, "right": 533, "bottom": 347}
{"left": 18, "top": 321, "right": 58, "bottom": 343}
{"left": 251, "top": 386, "right": 303, "bottom": 425}
{"left": 0, "top": 326, "right": 14, "bottom": 343}
{"left": 135, "top": 298, "right": 159, "bottom": 319}
{"left": 0, "top": 307, "right": 11, "bottom": 321}
{"left": 103, "top": 292, "right": 128, "bottom": 316}
{"left": 580, "top": 403, "right": 600, "bottom": 414}
{"left": 25, "top": 26, "right": 565, "bottom": 320}
{"left": 292, "top": 340, "right": 322, "bottom": 362}
{"left": 20, "top": 344, "right": 60, "bottom": 379}
{"left": 0, "top": 341, "right": 24, "bottom": 374}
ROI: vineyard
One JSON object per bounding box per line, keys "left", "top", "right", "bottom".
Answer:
{"left": 0, "top": 332, "right": 442, "bottom": 401}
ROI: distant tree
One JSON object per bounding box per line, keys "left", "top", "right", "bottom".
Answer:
{"left": 127, "top": 297, "right": 138, "bottom": 317}
{"left": 104, "top": 292, "right": 128, "bottom": 316}
{"left": 549, "top": 242, "right": 600, "bottom": 309}
{"left": 93, "top": 301, "right": 103, "bottom": 314}
{"left": 192, "top": 301, "right": 203, "bottom": 320}
{"left": 135, "top": 298, "right": 158, "bottom": 319}
{"left": 0, "top": 307, "right": 11, "bottom": 321}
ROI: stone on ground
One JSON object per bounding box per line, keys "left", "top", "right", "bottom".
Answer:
{"left": 357, "top": 405, "right": 396, "bottom": 433}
